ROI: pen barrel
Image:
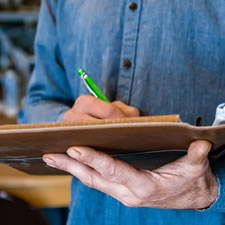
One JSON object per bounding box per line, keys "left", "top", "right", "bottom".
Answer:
{"left": 84, "top": 75, "right": 110, "bottom": 102}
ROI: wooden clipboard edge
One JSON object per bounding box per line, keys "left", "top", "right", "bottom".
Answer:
{"left": 0, "top": 115, "right": 181, "bottom": 130}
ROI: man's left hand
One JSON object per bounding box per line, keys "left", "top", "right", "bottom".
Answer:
{"left": 43, "top": 140, "right": 218, "bottom": 209}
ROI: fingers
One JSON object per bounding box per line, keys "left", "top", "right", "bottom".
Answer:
{"left": 74, "top": 95, "right": 126, "bottom": 119}
{"left": 42, "top": 153, "right": 133, "bottom": 202}
{"left": 66, "top": 146, "right": 141, "bottom": 187}
{"left": 65, "top": 95, "right": 140, "bottom": 122}
{"left": 64, "top": 108, "right": 98, "bottom": 121}
{"left": 187, "top": 140, "right": 211, "bottom": 164}
{"left": 43, "top": 153, "right": 107, "bottom": 188}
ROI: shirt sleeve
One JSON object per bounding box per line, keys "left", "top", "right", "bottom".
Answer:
{"left": 18, "top": 0, "right": 73, "bottom": 124}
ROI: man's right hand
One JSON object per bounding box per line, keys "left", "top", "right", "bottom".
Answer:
{"left": 64, "top": 95, "right": 140, "bottom": 121}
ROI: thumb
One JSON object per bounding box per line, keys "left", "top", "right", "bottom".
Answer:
{"left": 187, "top": 140, "right": 211, "bottom": 164}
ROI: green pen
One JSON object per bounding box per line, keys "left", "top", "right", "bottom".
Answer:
{"left": 77, "top": 67, "right": 110, "bottom": 102}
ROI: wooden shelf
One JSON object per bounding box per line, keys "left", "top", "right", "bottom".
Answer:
{"left": 0, "top": 164, "right": 71, "bottom": 207}
{"left": 0, "top": 114, "right": 17, "bottom": 125}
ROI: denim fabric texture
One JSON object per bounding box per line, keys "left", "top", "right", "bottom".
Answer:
{"left": 19, "top": 0, "right": 225, "bottom": 224}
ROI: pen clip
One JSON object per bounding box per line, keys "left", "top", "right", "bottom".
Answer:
{"left": 80, "top": 75, "right": 98, "bottom": 98}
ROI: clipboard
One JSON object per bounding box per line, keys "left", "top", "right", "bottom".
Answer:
{"left": 0, "top": 115, "right": 225, "bottom": 175}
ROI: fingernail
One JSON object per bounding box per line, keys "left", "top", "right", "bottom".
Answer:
{"left": 67, "top": 147, "right": 82, "bottom": 159}
{"left": 43, "top": 156, "right": 56, "bottom": 165}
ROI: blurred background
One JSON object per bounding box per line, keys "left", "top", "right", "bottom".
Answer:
{"left": 0, "top": 0, "right": 39, "bottom": 123}
{"left": 0, "top": 2, "right": 71, "bottom": 225}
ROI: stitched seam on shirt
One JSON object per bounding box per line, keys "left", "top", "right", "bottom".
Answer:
{"left": 128, "top": 0, "right": 143, "bottom": 104}
{"left": 116, "top": 1, "right": 130, "bottom": 100}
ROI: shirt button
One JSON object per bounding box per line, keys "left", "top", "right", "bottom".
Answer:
{"left": 123, "top": 59, "right": 132, "bottom": 69}
{"left": 129, "top": 2, "right": 138, "bottom": 10}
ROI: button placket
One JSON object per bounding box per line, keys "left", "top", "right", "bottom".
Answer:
{"left": 116, "top": 0, "right": 142, "bottom": 104}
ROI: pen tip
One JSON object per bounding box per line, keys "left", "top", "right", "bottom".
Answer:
{"left": 77, "top": 67, "right": 85, "bottom": 76}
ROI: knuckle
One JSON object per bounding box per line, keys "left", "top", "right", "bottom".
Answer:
{"left": 105, "top": 105, "right": 122, "bottom": 118}
{"left": 113, "top": 100, "right": 124, "bottom": 107}
{"left": 102, "top": 158, "right": 120, "bottom": 180}
{"left": 106, "top": 166, "right": 117, "bottom": 179}
{"left": 135, "top": 189, "right": 151, "bottom": 200}
{"left": 119, "top": 187, "right": 146, "bottom": 207}
{"left": 80, "top": 154, "right": 94, "bottom": 165}
{"left": 59, "top": 162, "right": 73, "bottom": 173}
{"left": 118, "top": 188, "right": 136, "bottom": 206}
{"left": 74, "top": 95, "right": 90, "bottom": 109}
{"left": 81, "top": 174, "right": 95, "bottom": 188}
{"left": 133, "top": 182, "right": 156, "bottom": 200}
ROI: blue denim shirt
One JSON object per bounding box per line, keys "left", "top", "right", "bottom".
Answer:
{"left": 19, "top": 0, "right": 225, "bottom": 224}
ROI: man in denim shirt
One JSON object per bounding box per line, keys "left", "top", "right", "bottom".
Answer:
{"left": 19, "top": 0, "right": 225, "bottom": 224}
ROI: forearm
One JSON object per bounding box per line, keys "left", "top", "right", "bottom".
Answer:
{"left": 19, "top": 0, "right": 72, "bottom": 124}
